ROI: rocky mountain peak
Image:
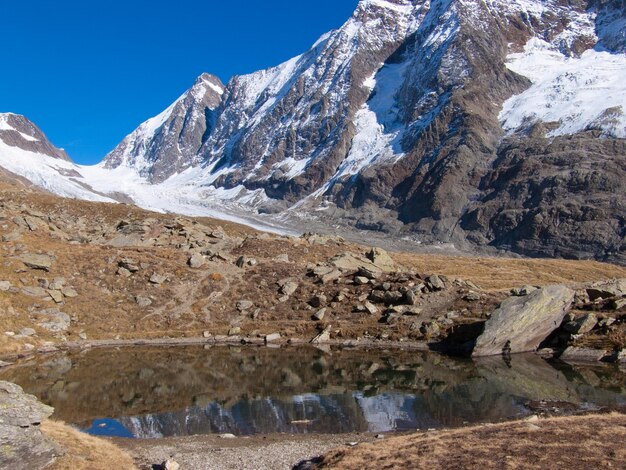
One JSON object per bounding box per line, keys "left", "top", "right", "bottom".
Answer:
{"left": 102, "top": 73, "right": 225, "bottom": 182}
{"left": 191, "top": 72, "right": 225, "bottom": 102}
{"left": 0, "top": 113, "right": 70, "bottom": 161}
{"left": 353, "top": 0, "right": 419, "bottom": 18}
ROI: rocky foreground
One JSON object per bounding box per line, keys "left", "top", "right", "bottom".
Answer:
{"left": 0, "top": 381, "right": 58, "bottom": 470}
{"left": 0, "top": 180, "right": 626, "bottom": 363}
{"left": 0, "top": 182, "right": 625, "bottom": 468}
{"left": 297, "top": 413, "right": 626, "bottom": 470}
{"left": 0, "top": 380, "right": 136, "bottom": 470}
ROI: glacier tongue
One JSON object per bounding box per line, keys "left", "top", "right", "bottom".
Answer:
{"left": 0, "top": 138, "right": 113, "bottom": 202}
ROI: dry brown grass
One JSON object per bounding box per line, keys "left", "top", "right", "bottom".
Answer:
{"left": 314, "top": 413, "right": 626, "bottom": 470}
{"left": 608, "top": 327, "right": 626, "bottom": 350}
{"left": 41, "top": 420, "right": 137, "bottom": 470}
{"left": 1, "top": 180, "right": 625, "bottom": 358}
{"left": 396, "top": 253, "right": 626, "bottom": 291}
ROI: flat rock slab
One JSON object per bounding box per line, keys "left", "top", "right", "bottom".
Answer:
{"left": 330, "top": 253, "right": 389, "bottom": 274}
{"left": 19, "top": 253, "right": 54, "bottom": 271}
{"left": 473, "top": 285, "right": 574, "bottom": 357}
{"left": 0, "top": 381, "right": 59, "bottom": 470}
{"left": 559, "top": 347, "right": 607, "bottom": 364}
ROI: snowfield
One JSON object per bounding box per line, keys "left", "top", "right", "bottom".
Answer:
{"left": 500, "top": 38, "right": 626, "bottom": 138}
{"left": 0, "top": 120, "right": 294, "bottom": 234}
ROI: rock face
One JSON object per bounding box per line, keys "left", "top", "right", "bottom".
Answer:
{"left": 0, "top": 381, "right": 58, "bottom": 470}
{"left": 103, "top": 73, "right": 224, "bottom": 183}
{"left": 0, "top": 113, "right": 70, "bottom": 161}
{"left": 473, "top": 285, "right": 575, "bottom": 357}
{"left": 96, "top": 0, "right": 625, "bottom": 264}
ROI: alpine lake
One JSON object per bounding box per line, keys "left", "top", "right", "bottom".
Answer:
{"left": 1, "top": 345, "right": 625, "bottom": 439}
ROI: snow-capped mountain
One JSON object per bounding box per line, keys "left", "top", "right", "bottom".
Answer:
{"left": 0, "top": 113, "right": 71, "bottom": 162}
{"left": 1, "top": 0, "right": 625, "bottom": 262}
{"left": 0, "top": 112, "right": 114, "bottom": 200}
{"left": 103, "top": 73, "right": 224, "bottom": 183}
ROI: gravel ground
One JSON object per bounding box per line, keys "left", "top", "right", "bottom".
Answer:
{"left": 116, "top": 433, "right": 376, "bottom": 470}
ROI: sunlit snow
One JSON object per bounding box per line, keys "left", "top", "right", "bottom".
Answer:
{"left": 500, "top": 38, "right": 626, "bottom": 138}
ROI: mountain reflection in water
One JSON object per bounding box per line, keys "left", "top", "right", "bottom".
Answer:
{"left": 1, "top": 346, "right": 624, "bottom": 438}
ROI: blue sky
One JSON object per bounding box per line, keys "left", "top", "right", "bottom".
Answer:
{"left": 1, "top": 0, "right": 358, "bottom": 164}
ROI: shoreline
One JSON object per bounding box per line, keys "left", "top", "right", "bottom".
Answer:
{"left": 111, "top": 411, "right": 626, "bottom": 470}
{"left": 114, "top": 431, "right": 379, "bottom": 470}
{"left": 0, "top": 335, "right": 434, "bottom": 363}
{"left": 0, "top": 333, "right": 608, "bottom": 366}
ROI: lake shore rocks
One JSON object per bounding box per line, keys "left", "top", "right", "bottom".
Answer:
{"left": 473, "top": 285, "right": 575, "bottom": 357}
{"left": 0, "top": 184, "right": 624, "bottom": 366}
{"left": 0, "top": 381, "right": 59, "bottom": 470}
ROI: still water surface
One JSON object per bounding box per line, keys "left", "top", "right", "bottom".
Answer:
{"left": 1, "top": 346, "right": 625, "bottom": 438}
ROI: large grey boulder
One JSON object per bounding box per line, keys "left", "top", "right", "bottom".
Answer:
{"left": 473, "top": 285, "right": 575, "bottom": 357}
{"left": 0, "top": 381, "right": 59, "bottom": 470}
{"left": 366, "top": 248, "right": 397, "bottom": 272}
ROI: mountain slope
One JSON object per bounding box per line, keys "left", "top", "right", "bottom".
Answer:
{"left": 103, "top": 73, "right": 224, "bottom": 183}
{"left": 0, "top": 113, "right": 71, "bottom": 162}
{"left": 0, "top": 113, "right": 115, "bottom": 201}
{"left": 1, "top": 0, "right": 625, "bottom": 263}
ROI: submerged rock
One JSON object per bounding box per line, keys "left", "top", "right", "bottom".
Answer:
{"left": 473, "top": 285, "right": 575, "bottom": 357}
{"left": 560, "top": 347, "right": 607, "bottom": 364}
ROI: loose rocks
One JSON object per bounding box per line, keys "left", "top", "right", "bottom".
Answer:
{"left": 188, "top": 253, "right": 206, "bottom": 268}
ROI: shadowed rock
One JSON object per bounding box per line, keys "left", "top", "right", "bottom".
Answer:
{"left": 587, "top": 279, "right": 626, "bottom": 301}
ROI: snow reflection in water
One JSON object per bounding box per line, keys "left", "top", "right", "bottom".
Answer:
{"left": 1, "top": 345, "right": 625, "bottom": 438}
